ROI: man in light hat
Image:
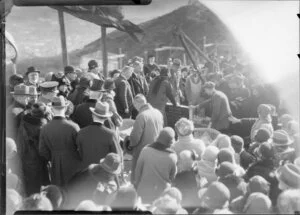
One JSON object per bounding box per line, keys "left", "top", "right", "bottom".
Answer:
{"left": 6, "top": 84, "right": 31, "bottom": 139}
{"left": 272, "top": 130, "right": 296, "bottom": 164}
{"left": 76, "top": 101, "right": 119, "bottom": 171}
{"left": 63, "top": 153, "right": 122, "bottom": 209}
{"left": 24, "top": 66, "right": 41, "bottom": 89}
{"left": 39, "top": 96, "right": 81, "bottom": 187}
{"left": 128, "top": 94, "right": 163, "bottom": 182}
{"left": 134, "top": 127, "right": 177, "bottom": 203}
{"left": 114, "top": 66, "right": 134, "bottom": 118}
{"left": 72, "top": 78, "right": 104, "bottom": 128}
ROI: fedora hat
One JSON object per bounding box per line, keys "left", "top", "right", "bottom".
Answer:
{"left": 90, "top": 101, "right": 113, "bottom": 118}
{"left": 26, "top": 66, "right": 40, "bottom": 76}
{"left": 276, "top": 163, "right": 300, "bottom": 189}
{"left": 99, "top": 153, "right": 122, "bottom": 175}
{"left": 10, "top": 84, "right": 30, "bottom": 96}
{"left": 51, "top": 96, "right": 69, "bottom": 108}
{"left": 272, "top": 130, "right": 293, "bottom": 146}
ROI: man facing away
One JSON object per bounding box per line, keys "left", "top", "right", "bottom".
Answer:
{"left": 39, "top": 96, "right": 81, "bottom": 187}
{"left": 129, "top": 94, "right": 164, "bottom": 183}
{"left": 76, "top": 101, "right": 119, "bottom": 171}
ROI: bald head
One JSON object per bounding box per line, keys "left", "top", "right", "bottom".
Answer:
{"left": 133, "top": 94, "right": 147, "bottom": 111}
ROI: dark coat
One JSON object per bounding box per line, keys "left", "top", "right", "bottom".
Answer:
{"left": 76, "top": 122, "right": 118, "bottom": 171}
{"left": 128, "top": 73, "right": 149, "bottom": 97}
{"left": 240, "top": 150, "right": 256, "bottom": 170}
{"left": 114, "top": 75, "right": 134, "bottom": 118}
{"left": 39, "top": 116, "right": 81, "bottom": 186}
{"left": 17, "top": 113, "right": 50, "bottom": 196}
{"left": 173, "top": 169, "right": 198, "bottom": 210}
{"left": 147, "top": 77, "right": 177, "bottom": 125}
{"left": 67, "top": 86, "right": 89, "bottom": 107}
{"left": 72, "top": 99, "right": 97, "bottom": 128}
{"left": 6, "top": 101, "right": 26, "bottom": 140}
{"left": 63, "top": 164, "right": 118, "bottom": 210}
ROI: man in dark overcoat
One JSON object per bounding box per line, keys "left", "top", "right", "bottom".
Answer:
{"left": 114, "top": 66, "right": 134, "bottom": 119}
{"left": 39, "top": 96, "right": 81, "bottom": 187}
{"left": 76, "top": 101, "right": 119, "bottom": 171}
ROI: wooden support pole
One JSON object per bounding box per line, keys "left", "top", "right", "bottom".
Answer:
{"left": 58, "top": 11, "right": 69, "bottom": 67}
{"left": 0, "top": 11, "right": 6, "bottom": 215}
{"left": 101, "top": 26, "right": 108, "bottom": 78}
{"left": 118, "top": 48, "right": 123, "bottom": 69}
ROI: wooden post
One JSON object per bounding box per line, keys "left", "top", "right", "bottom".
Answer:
{"left": 58, "top": 11, "right": 69, "bottom": 67}
{"left": 101, "top": 26, "right": 108, "bottom": 78}
{"left": 118, "top": 48, "right": 123, "bottom": 69}
{"left": 0, "top": 10, "right": 6, "bottom": 215}
{"left": 203, "top": 36, "right": 206, "bottom": 53}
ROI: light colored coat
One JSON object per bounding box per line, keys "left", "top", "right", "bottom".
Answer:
{"left": 210, "top": 90, "right": 232, "bottom": 131}
{"left": 172, "top": 135, "right": 206, "bottom": 159}
{"left": 185, "top": 74, "right": 203, "bottom": 105}
{"left": 134, "top": 146, "right": 177, "bottom": 203}
{"left": 130, "top": 104, "right": 164, "bottom": 180}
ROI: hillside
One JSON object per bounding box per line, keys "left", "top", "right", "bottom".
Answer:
{"left": 15, "top": 2, "right": 237, "bottom": 75}
{"left": 75, "top": 2, "right": 237, "bottom": 63}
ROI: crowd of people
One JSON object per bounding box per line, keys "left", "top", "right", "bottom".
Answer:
{"left": 5, "top": 52, "right": 300, "bottom": 214}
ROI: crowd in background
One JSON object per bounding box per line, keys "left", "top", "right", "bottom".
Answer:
{"left": 5, "top": 51, "right": 300, "bottom": 214}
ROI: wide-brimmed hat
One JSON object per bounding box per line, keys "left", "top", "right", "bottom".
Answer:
{"left": 51, "top": 96, "right": 70, "bottom": 108}
{"left": 99, "top": 153, "right": 122, "bottom": 175}
{"left": 26, "top": 66, "right": 40, "bottom": 76}
{"left": 276, "top": 163, "right": 300, "bottom": 189}
{"left": 243, "top": 192, "right": 272, "bottom": 214}
{"left": 10, "top": 84, "right": 30, "bottom": 96}
{"left": 28, "top": 86, "right": 40, "bottom": 96}
{"left": 90, "top": 101, "right": 113, "bottom": 118}
{"left": 272, "top": 130, "right": 293, "bottom": 146}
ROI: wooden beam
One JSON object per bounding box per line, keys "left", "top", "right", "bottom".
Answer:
{"left": 58, "top": 11, "right": 69, "bottom": 67}
{"left": 101, "top": 26, "right": 108, "bottom": 78}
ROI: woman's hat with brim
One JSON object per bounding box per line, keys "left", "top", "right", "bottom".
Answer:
{"left": 275, "top": 163, "right": 300, "bottom": 189}
{"left": 51, "top": 96, "right": 70, "bottom": 108}
{"left": 90, "top": 101, "right": 113, "bottom": 118}
{"left": 99, "top": 153, "right": 122, "bottom": 175}
{"left": 272, "top": 130, "right": 293, "bottom": 146}
{"left": 26, "top": 66, "right": 40, "bottom": 76}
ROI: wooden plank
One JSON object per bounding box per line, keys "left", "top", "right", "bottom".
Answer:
{"left": 101, "top": 26, "right": 108, "bottom": 78}
{"left": 58, "top": 11, "right": 69, "bottom": 67}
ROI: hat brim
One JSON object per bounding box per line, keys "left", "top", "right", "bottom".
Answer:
{"left": 272, "top": 140, "right": 293, "bottom": 146}
{"left": 90, "top": 107, "right": 113, "bottom": 118}
{"left": 99, "top": 158, "right": 121, "bottom": 175}
{"left": 10, "top": 92, "right": 29, "bottom": 96}
{"left": 50, "top": 101, "right": 70, "bottom": 108}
